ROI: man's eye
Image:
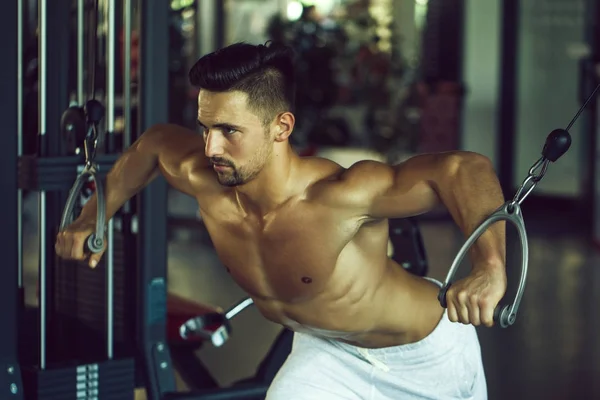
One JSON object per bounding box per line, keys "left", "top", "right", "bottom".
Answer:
{"left": 224, "top": 127, "right": 237, "bottom": 135}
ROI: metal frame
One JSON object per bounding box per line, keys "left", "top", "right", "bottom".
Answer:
{"left": 2, "top": 0, "right": 180, "bottom": 396}
{"left": 106, "top": 0, "right": 117, "bottom": 362}
{"left": 17, "top": 0, "right": 137, "bottom": 397}
{"left": 0, "top": 0, "right": 23, "bottom": 395}
{"left": 137, "top": 0, "right": 177, "bottom": 397}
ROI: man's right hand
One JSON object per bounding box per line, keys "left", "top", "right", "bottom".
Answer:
{"left": 55, "top": 218, "right": 106, "bottom": 268}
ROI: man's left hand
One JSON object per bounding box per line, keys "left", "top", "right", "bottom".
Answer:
{"left": 445, "top": 265, "right": 507, "bottom": 327}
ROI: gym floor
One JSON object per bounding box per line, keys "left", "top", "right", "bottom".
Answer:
{"left": 22, "top": 189, "right": 600, "bottom": 400}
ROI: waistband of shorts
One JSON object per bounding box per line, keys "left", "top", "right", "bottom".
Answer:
{"left": 336, "top": 277, "right": 465, "bottom": 357}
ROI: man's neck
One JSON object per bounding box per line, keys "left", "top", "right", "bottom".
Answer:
{"left": 234, "top": 145, "right": 302, "bottom": 217}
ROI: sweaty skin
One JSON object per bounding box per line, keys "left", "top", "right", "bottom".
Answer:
{"left": 55, "top": 90, "right": 507, "bottom": 349}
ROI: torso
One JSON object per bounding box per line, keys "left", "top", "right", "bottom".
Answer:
{"left": 188, "top": 157, "right": 444, "bottom": 348}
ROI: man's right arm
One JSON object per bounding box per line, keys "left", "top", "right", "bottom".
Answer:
{"left": 78, "top": 123, "right": 207, "bottom": 223}
{"left": 56, "top": 123, "right": 207, "bottom": 265}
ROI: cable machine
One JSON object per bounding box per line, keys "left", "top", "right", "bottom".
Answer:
{"left": 2, "top": 0, "right": 173, "bottom": 398}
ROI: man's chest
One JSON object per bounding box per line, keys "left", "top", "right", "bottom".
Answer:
{"left": 197, "top": 200, "right": 361, "bottom": 302}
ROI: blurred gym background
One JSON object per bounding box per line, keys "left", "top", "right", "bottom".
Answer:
{"left": 18, "top": 0, "right": 600, "bottom": 399}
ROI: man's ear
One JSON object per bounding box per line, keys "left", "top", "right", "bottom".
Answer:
{"left": 273, "top": 112, "right": 295, "bottom": 142}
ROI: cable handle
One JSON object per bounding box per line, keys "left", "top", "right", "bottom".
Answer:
{"left": 437, "top": 202, "right": 528, "bottom": 328}
{"left": 59, "top": 168, "right": 106, "bottom": 254}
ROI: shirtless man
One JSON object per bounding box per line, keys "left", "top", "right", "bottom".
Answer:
{"left": 55, "top": 42, "right": 507, "bottom": 399}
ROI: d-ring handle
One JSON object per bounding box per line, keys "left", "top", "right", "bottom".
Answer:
{"left": 437, "top": 202, "right": 529, "bottom": 328}
{"left": 59, "top": 168, "right": 106, "bottom": 253}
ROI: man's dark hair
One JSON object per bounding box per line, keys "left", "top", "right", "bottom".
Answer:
{"left": 189, "top": 41, "right": 296, "bottom": 126}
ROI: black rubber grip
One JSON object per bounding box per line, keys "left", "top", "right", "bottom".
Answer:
{"left": 437, "top": 284, "right": 450, "bottom": 308}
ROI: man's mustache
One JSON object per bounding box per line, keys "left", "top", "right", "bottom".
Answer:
{"left": 210, "top": 157, "right": 234, "bottom": 167}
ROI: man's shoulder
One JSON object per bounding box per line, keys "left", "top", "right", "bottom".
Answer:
{"left": 300, "top": 157, "right": 393, "bottom": 210}
{"left": 299, "top": 156, "right": 345, "bottom": 179}
{"left": 300, "top": 155, "right": 390, "bottom": 179}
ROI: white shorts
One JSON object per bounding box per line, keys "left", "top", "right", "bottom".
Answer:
{"left": 266, "top": 283, "right": 487, "bottom": 399}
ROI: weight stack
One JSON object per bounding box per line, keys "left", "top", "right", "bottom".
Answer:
{"left": 51, "top": 228, "right": 136, "bottom": 363}
{"left": 21, "top": 358, "right": 135, "bottom": 400}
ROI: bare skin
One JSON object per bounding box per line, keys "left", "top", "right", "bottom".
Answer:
{"left": 55, "top": 90, "right": 507, "bottom": 349}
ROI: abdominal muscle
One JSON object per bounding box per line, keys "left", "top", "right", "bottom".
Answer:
{"left": 252, "top": 258, "right": 445, "bottom": 349}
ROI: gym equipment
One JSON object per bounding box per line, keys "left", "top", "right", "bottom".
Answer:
{"left": 388, "top": 217, "right": 428, "bottom": 277}
{"left": 167, "top": 296, "right": 293, "bottom": 399}
{"left": 16, "top": 0, "right": 136, "bottom": 399}
{"left": 1, "top": 0, "right": 23, "bottom": 397}
{"left": 59, "top": 99, "right": 107, "bottom": 253}
{"left": 437, "top": 83, "right": 600, "bottom": 328}
{"left": 179, "top": 297, "right": 254, "bottom": 347}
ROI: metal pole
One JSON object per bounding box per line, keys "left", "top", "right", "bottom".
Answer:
{"left": 17, "top": 0, "right": 24, "bottom": 290}
{"left": 122, "top": 0, "right": 132, "bottom": 214}
{"left": 123, "top": 0, "right": 132, "bottom": 149}
{"left": 77, "top": 0, "right": 85, "bottom": 104}
{"left": 106, "top": 0, "right": 116, "bottom": 360}
{"left": 38, "top": 0, "right": 48, "bottom": 371}
{"left": 595, "top": 91, "right": 600, "bottom": 246}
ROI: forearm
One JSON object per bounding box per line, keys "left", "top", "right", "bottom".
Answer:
{"left": 434, "top": 152, "right": 506, "bottom": 270}
{"left": 78, "top": 126, "right": 163, "bottom": 223}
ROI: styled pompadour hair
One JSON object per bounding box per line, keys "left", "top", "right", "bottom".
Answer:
{"left": 188, "top": 41, "right": 296, "bottom": 126}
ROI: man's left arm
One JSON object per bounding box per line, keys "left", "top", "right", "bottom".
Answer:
{"left": 344, "top": 151, "right": 506, "bottom": 327}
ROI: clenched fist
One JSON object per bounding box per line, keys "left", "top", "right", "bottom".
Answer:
{"left": 445, "top": 266, "right": 507, "bottom": 327}
{"left": 55, "top": 218, "right": 106, "bottom": 268}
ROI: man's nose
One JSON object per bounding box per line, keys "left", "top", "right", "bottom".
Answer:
{"left": 204, "top": 131, "right": 225, "bottom": 158}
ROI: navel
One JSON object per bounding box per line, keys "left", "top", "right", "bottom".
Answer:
{"left": 301, "top": 276, "right": 313, "bottom": 284}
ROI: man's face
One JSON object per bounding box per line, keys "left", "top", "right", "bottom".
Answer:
{"left": 198, "top": 90, "right": 273, "bottom": 187}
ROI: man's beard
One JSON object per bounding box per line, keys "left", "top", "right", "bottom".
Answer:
{"left": 216, "top": 168, "right": 244, "bottom": 187}
{"left": 210, "top": 157, "right": 245, "bottom": 187}
{"left": 210, "top": 138, "right": 271, "bottom": 187}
